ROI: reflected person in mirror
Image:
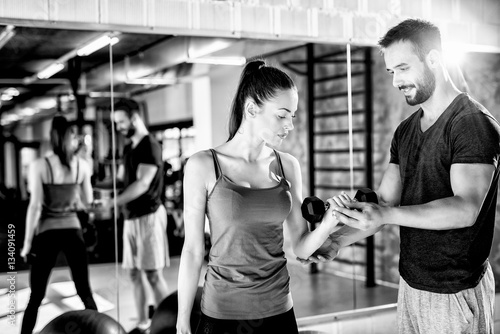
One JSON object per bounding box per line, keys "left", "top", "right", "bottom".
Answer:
{"left": 20, "top": 116, "right": 97, "bottom": 334}
{"left": 176, "top": 60, "right": 341, "bottom": 334}
{"left": 303, "top": 19, "right": 500, "bottom": 334}
{"left": 112, "top": 99, "right": 170, "bottom": 332}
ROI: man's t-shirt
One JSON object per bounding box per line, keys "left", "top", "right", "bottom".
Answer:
{"left": 123, "top": 135, "right": 163, "bottom": 219}
{"left": 390, "top": 93, "right": 500, "bottom": 293}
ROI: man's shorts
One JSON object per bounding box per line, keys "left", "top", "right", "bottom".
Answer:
{"left": 398, "top": 262, "right": 495, "bottom": 334}
{"left": 122, "top": 205, "right": 170, "bottom": 270}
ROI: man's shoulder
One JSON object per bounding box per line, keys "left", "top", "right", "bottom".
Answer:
{"left": 452, "top": 94, "right": 498, "bottom": 127}
{"left": 143, "top": 134, "right": 162, "bottom": 149}
{"left": 452, "top": 93, "right": 488, "bottom": 116}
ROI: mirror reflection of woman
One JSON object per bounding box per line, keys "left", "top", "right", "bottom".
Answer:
{"left": 20, "top": 116, "right": 97, "bottom": 334}
{"left": 176, "top": 60, "right": 339, "bottom": 334}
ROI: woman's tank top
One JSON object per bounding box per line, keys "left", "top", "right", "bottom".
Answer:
{"left": 38, "top": 157, "right": 81, "bottom": 234}
{"left": 201, "top": 149, "right": 293, "bottom": 320}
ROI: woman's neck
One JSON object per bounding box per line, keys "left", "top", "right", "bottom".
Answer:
{"left": 224, "top": 133, "right": 269, "bottom": 162}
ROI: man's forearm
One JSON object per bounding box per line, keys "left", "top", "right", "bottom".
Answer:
{"left": 116, "top": 180, "right": 150, "bottom": 206}
{"left": 382, "top": 196, "right": 477, "bottom": 230}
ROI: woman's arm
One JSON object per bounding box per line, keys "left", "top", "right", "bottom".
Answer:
{"left": 21, "top": 160, "right": 44, "bottom": 259}
{"left": 281, "top": 153, "right": 339, "bottom": 260}
{"left": 176, "top": 152, "right": 210, "bottom": 334}
{"left": 79, "top": 158, "right": 94, "bottom": 207}
{"left": 297, "top": 163, "right": 402, "bottom": 264}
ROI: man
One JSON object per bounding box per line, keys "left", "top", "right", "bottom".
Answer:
{"left": 306, "top": 19, "right": 500, "bottom": 333}
{"left": 112, "top": 99, "right": 169, "bottom": 332}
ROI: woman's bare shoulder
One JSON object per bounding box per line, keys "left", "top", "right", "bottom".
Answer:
{"left": 30, "top": 157, "right": 47, "bottom": 169}
{"left": 273, "top": 149, "right": 299, "bottom": 167}
{"left": 185, "top": 149, "right": 214, "bottom": 168}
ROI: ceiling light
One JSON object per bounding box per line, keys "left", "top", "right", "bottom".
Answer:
{"left": 125, "top": 78, "right": 177, "bottom": 85}
{"left": 186, "top": 56, "right": 246, "bottom": 66}
{"left": 19, "top": 108, "right": 37, "bottom": 116}
{"left": 37, "top": 63, "right": 65, "bottom": 79}
{"left": 37, "top": 98, "right": 57, "bottom": 110}
{"left": 4, "top": 87, "right": 19, "bottom": 96}
{"left": 77, "top": 35, "right": 119, "bottom": 57}
{"left": 0, "top": 25, "right": 15, "bottom": 50}
{"left": 1, "top": 113, "right": 20, "bottom": 124}
{"left": 187, "top": 39, "right": 233, "bottom": 59}
{"left": 25, "top": 31, "right": 120, "bottom": 83}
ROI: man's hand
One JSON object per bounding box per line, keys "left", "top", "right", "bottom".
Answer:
{"left": 333, "top": 199, "right": 385, "bottom": 231}
{"left": 296, "top": 235, "right": 340, "bottom": 264}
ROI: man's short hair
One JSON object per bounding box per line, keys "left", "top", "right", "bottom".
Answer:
{"left": 113, "top": 99, "right": 141, "bottom": 119}
{"left": 378, "top": 19, "right": 442, "bottom": 61}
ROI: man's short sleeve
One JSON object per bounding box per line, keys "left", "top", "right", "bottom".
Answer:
{"left": 451, "top": 113, "right": 500, "bottom": 166}
{"left": 137, "top": 137, "right": 162, "bottom": 167}
{"left": 389, "top": 126, "right": 400, "bottom": 165}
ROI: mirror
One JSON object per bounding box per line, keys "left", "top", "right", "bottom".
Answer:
{"left": 0, "top": 26, "right": 124, "bottom": 332}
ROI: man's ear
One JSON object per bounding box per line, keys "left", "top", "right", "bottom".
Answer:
{"left": 130, "top": 112, "right": 140, "bottom": 124}
{"left": 426, "top": 49, "right": 441, "bottom": 69}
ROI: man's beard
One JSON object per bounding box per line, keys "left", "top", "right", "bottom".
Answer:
{"left": 122, "top": 127, "right": 136, "bottom": 138}
{"left": 403, "top": 64, "right": 436, "bottom": 106}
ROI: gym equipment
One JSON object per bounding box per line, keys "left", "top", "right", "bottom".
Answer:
{"left": 301, "top": 188, "right": 378, "bottom": 223}
{"left": 354, "top": 188, "right": 378, "bottom": 204}
{"left": 301, "top": 196, "right": 329, "bottom": 224}
{"left": 149, "top": 287, "right": 203, "bottom": 334}
{"left": 40, "top": 309, "right": 126, "bottom": 334}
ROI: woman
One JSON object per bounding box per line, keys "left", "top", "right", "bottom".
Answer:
{"left": 176, "top": 60, "right": 339, "bottom": 334}
{"left": 20, "top": 116, "right": 98, "bottom": 334}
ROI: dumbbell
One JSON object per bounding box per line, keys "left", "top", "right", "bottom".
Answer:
{"left": 301, "top": 188, "right": 378, "bottom": 224}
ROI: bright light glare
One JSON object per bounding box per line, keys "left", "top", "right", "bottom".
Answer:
{"left": 442, "top": 44, "right": 466, "bottom": 66}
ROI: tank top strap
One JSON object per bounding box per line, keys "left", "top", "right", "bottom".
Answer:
{"left": 209, "top": 149, "right": 223, "bottom": 180}
{"left": 45, "top": 157, "right": 54, "bottom": 184}
{"left": 75, "top": 159, "right": 80, "bottom": 183}
{"left": 273, "top": 150, "right": 286, "bottom": 179}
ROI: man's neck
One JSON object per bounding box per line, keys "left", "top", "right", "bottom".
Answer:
{"left": 130, "top": 129, "right": 148, "bottom": 148}
{"left": 420, "top": 84, "right": 462, "bottom": 123}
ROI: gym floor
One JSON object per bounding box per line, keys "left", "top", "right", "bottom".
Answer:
{"left": 0, "top": 255, "right": 398, "bottom": 334}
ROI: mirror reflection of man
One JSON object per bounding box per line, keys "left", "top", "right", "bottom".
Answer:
{"left": 111, "top": 99, "right": 169, "bottom": 332}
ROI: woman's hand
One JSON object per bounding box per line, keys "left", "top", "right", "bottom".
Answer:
{"left": 331, "top": 191, "right": 355, "bottom": 208}
{"left": 322, "top": 193, "right": 351, "bottom": 232}
{"left": 176, "top": 320, "right": 192, "bottom": 334}
{"left": 20, "top": 244, "right": 31, "bottom": 263}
